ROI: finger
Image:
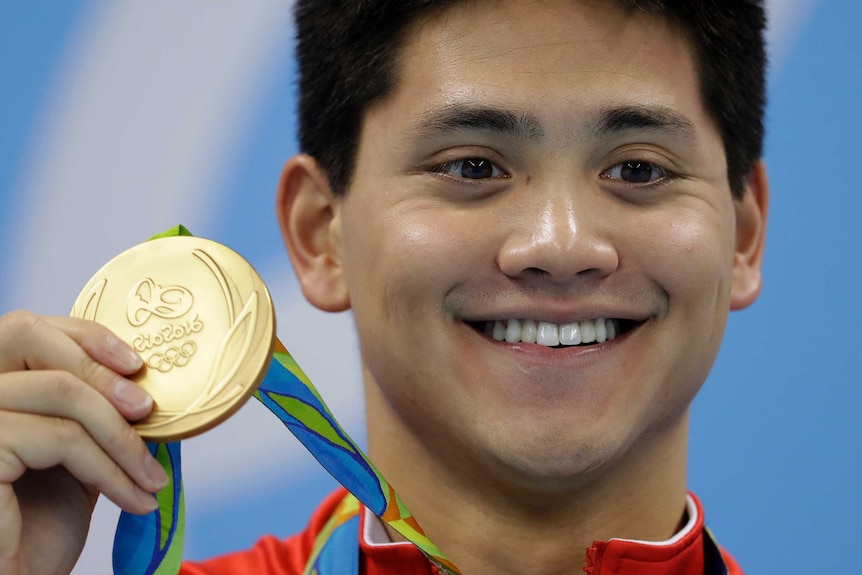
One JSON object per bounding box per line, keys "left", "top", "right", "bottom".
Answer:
{"left": 0, "top": 312, "right": 152, "bottom": 421}
{"left": 43, "top": 316, "right": 143, "bottom": 376}
{"left": 0, "top": 370, "right": 169, "bottom": 496}
{"left": 0, "top": 482, "right": 23, "bottom": 572}
{"left": 0, "top": 410, "right": 162, "bottom": 515}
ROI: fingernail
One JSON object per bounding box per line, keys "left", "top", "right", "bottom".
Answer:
{"left": 144, "top": 453, "right": 170, "bottom": 489}
{"left": 113, "top": 377, "right": 152, "bottom": 411}
{"left": 137, "top": 488, "right": 159, "bottom": 513}
{"left": 108, "top": 334, "right": 143, "bottom": 371}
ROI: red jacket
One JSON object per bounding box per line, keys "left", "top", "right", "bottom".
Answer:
{"left": 180, "top": 489, "right": 743, "bottom": 575}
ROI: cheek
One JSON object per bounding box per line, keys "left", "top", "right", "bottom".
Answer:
{"left": 621, "top": 208, "right": 737, "bottom": 426}
{"left": 633, "top": 207, "right": 736, "bottom": 308}
{"left": 341, "top": 204, "right": 477, "bottom": 325}
{"left": 635, "top": 207, "right": 736, "bottom": 389}
{"left": 340, "top": 206, "right": 480, "bottom": 419}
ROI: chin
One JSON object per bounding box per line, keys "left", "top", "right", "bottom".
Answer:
{"left": 484, "top": 431, "right": 623, "bottom": 492}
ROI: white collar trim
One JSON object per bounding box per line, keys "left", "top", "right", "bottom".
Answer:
{"left": 609, "top": 493, "right": 698, "bottom": 547}
{"left": 362, "top": 506, "right": 414, "bottom": 548}
{"left": 362, "top": 493, "right": 698, "bottom": 549}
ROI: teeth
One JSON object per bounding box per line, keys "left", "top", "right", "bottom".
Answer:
{"left": 485, "top": 318, "right": 621, "bottom": 347}
{"left": 536, "top": 322, "right": 559, "bottom": 346}
{"left": 521, "top": 320, "right": 538, "bottom": 343}
{"left": 580, "top": 321, "right": 596, "bottom": 344}
{"left": 492, "top": 320, "right": 506, "bottom": 341}
{"left": 559, "top": 322, "right": 582, "bottom": 345}
{"left": 505, "top": 319, "right": 521, "bottom": 343}
{"left": 596, "top": 321, "right": 608, "bottom": 343}
{"left": 595, "top": 319, "right": 607, "bottom": 343}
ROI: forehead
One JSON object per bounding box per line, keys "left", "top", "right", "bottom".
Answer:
{"left": 377, "top": 0, "right": 708, "bottom": 138}
{"left": 401, "top": 0, "right": 692, "bottom": 62}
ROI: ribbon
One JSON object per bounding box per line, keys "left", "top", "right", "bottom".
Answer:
{"left": 113, "top": 443, "right": 184, "bottom": 575}
{"left": 112, "top": 226, "right": 459, "bottom": 575}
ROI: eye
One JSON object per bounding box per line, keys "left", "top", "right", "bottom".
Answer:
{"left": 433, "top": 157, "right": 508, "bottom": 180}
{"left": 601, "top": 160, "right": 669, "bottom": 185}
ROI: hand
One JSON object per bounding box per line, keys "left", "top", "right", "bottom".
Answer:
{"left": 0, "top": 311, "right": 170, "bottom": 575}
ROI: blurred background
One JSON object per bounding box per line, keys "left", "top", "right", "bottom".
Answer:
{"left": 0, "top": 1, "right": 859, "bottom": 573}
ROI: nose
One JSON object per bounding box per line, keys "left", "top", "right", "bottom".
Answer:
{"left": 497, "top": 186, "right": 619, "bottom": 281}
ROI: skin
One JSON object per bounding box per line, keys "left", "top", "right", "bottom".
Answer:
{"left": 0, "top": 314, "right": 163, "bottom": 575}
{"left": 0, "top": 1, "right": 767, "bottom": 574}
{"left": 279, "top": 1, "right": 768, "bottom": 574}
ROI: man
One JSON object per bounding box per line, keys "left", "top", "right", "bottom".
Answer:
{"left": 0, "top": 0, "right": 768, "bottom": 573}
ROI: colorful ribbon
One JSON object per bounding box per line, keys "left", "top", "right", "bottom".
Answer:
{"left": 112, "top": 226, "right": 459, "bottom": 575}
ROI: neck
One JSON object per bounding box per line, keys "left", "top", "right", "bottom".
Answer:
{"left": 365, "top": 379, "right": 690, "bottom": 575}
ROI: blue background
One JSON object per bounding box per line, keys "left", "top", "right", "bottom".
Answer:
{"left": 1, "top": 1, "right": 859, "bottom": 573}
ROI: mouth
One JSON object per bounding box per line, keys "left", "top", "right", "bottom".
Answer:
{"left": 467, "top": 318, "right": 643, "bottom": 348}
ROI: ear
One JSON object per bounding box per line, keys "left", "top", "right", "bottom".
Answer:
{"left": 276, "top": 154, "right": 350, "bottom": 312}
{"left": 729, "top": 160, "right": 769, "bottom": 310}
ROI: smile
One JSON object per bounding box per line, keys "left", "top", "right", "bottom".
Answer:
{"left": 473, "top": 318, "right": 640, "bottom": 348}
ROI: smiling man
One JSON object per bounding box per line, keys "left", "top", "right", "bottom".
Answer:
{"left": 268, "top": 0, "right": 767, "bottom": 571}
{"left": 0, "top": 1, "right": 767, "bottom": 574}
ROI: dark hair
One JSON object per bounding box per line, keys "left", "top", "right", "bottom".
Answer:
{"left": 294, "top": 0, "right": 766, "bottom": 200}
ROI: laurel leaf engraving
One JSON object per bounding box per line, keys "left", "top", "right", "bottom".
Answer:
{"left": 192, "top": 249, "right": 240, "bottom": 323}
{"left": 203, "top": 291, "right": 257, "bottom": 402}
{"left": 74, "top": 278, "right": 107, "bottom": 321}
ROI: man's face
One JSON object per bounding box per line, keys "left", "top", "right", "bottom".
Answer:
{"left": 327, "top": 0, "right": 758, "bottom": 485}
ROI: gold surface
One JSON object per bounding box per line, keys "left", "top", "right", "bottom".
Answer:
{"left": 71, "top": 236, "right": 276, "bottom": 441}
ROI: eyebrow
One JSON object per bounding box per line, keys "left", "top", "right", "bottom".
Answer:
{"left": 407, "top": 102, "right": 697, "bottom": 143}
{"left": 408, "top": 103, "right": 544, "bottom": 141}
{"left": 594, "top": 105, "right": 697, "bottom": 142}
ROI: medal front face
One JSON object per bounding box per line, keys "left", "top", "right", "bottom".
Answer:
{"left": 72, "top": 236, "right": 276, "bottom": 441}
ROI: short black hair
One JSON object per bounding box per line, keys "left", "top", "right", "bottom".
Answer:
{"left": 294, "top": 0, "right": 766, "bottom": 200}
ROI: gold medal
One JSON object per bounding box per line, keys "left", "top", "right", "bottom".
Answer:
{"left": 71, "top": 236, "right": 276, "bottom": 441}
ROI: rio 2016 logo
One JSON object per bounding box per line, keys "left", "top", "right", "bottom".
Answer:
{"left": 126, "top": 278, "right": 194, "bottom": 327}
{"left": 126, "top": 277, "right": 202, "bottom": 374}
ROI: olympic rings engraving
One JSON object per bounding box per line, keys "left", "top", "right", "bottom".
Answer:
{"left": 146, "top": 340, "right": 197, "bottom": 373}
